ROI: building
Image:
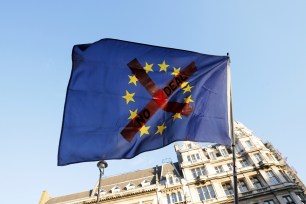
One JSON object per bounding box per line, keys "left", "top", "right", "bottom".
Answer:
{"left": 39, "top": 122, "right": 306, "bottom": 204}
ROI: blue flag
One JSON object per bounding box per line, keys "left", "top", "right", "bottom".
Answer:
{"left": 58, "top": 39, "right": 231, "bottom": 166}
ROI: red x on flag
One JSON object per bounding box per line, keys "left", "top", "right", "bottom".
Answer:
{"left": 121, "top": 59, "right": 197, "bottom": 142}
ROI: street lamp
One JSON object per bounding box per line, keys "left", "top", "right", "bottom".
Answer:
{"left": 96, "top": 161, "right": 108, "bottom": 204}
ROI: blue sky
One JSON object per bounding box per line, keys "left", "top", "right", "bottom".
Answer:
{"left": 1, "top": 1, "right": 306, "bottom": 203}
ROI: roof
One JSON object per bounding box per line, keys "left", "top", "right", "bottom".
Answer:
{"left": 160, "top": 162, "right": 181, "bottom": 180}
{"left": 44, "top": 165, "right": 163, "bottom": 204}
{"left": 45, "top": 191, "right": 91, "bottom": 204}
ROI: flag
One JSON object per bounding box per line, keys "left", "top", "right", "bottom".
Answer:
{"left": 58, "top": 38, "right": 232, "bottom": 166}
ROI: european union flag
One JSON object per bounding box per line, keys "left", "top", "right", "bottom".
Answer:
{"left": 58, "top": 39, "right": 232, "bottom": 166}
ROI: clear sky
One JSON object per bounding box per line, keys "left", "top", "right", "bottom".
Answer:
{"left": 1, "top": 1, "right": 306, "bottom": 203}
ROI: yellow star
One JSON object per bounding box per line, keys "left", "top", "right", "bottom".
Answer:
{"left": 139, "top": 125, "right": 150, "bottom": 137}
{"left": 171, "top": 67, "right": 181, "bottom": 76}
{"left": 128, "top": 75, "right": 138, "bottom": 86}
{"left": 181, "top": 82, "right": 188, "bottom": 88}
{"left": 128, "top": 109, "right": 138, "bottom": 120}
{"left": 158, "top": 60, "right": 169, "bottom": 72}
{"left": 173, "top": 113, "right": 182, "bottom": 121}
{"left": 122, "top": 90, "right": 135, "bottom": 104}
{"left": 184, "top": 95, "right": 194, "bottom": 103}
{"left": 144, "top": 62, "right": 153, "bottom": 73}
{"left": 155, "top": 122, "right": 167, "bottom": 135}
{"left": 183, "top": 84, "right": 193, "bottom": 94}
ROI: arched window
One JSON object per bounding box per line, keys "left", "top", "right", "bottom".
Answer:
{"left": 167, "top": 194, "right": 171, "bottom": 204}
{"left": 171, "top": 192, "right": 178, "bottom": 203}
{"left": 177, "top": 191, "right": 182, "bottom": 201}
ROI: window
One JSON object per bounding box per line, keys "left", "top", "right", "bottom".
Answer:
{"left": 187, "top": 153, "right": 200, "bottom": 162}
{"left": 245, "top": 140, "right": 253, "bottom": 148}
{"left": 220, "top": 149, "right": 228, "bottom": 156}
{"left": 187, "top": 144, "right": 192, "bottom": 149}
{"left": 191, "top": 167, "right": 207, "bottom": 178}
{"left": 197, "top": 185, "right": 216, "bottom": 201}
{"left": 279, "top": 170, "right": 291, "bottom": 182}
{"left": 191, "top": 169, "right": 197, "bottom": 178}
{"left": 296, "top": 193, "right": 304, "bottom": 202}
{"left": 142, "top": 179, "right": 150, "bottom": 187}
{"left": 240, "top": 159, "right": 249, "bottom": 167}
{"left": 227, "top": 163, "right": 233, "bottom": 171}
{"left": 167, "top": 192, "right": 183, "bottom": 204}
{"left": 199, "top": 167, "right": 206, "bottom": 176}
{"left": 238, "top": 180, "right": 248, "bottom": 192}
{"left": 97, "top": 189, "right": 106, "bottom": 195}
{"left": 177, "top": 191, "right": 182, "bottom": 201}
{"left": 112, "top": 186, "right": 120, "bottom": 193}
{"left": 266, "top": 153, "right": 275, "bottom": 161}
{"left": 227, "top": 147, "right": 232, "bottom": 154}
{"left": 168, "top": 176, "right": 174, "bottom": 184}
{"left": 235, "top": 145, "right": 241, "bottom": 153}
{"left": 126, "top": 183, "right": 135, "bottom": 190}
{"left": 171, "top": 192, "right": 178, "bottom": 203}
{"left": 209, "top": 152, "right": 216, "bottom": 159}
{"left": 250, "top": 176, "right": 263, "bottom": 189}
{"left": 167, "top": 194, "right": 171, "bottom": 204}
{"left": 222, "top": 182, "right": 233, "bottom": 196}
{"left": 283, "top": 195, "right": 295, "bottom": 204}
{"left": 215, "top": 165, "right": 224, "bottom": 173}
{"left": 264, "top": 200, "right": 275, "bottom": 204}
{"left": 266, "top": 170, "right": 279, "bottom": 185}
{"left": 254, "top": 153, "right": 263, "bottom": 162}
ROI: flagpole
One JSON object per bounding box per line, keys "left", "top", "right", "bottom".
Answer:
{"left": 227, "top": 53, "right": 239, "bottom": 204}
{"left": 231, "top": 100, "right": 239, "bottom": 204}
{"left": 96, "top": 161, "right": 108, "bottom": 204}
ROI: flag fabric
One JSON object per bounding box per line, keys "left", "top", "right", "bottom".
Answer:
{"left": 58, "top": 38, "right": 231, "bottom": 166}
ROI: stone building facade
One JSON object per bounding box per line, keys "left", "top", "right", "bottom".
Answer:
{"left": 39, "top": 122, "right": 305, "bottom": 204}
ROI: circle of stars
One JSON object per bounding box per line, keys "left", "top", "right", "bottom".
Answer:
{"left": 122, "top": 60, "right": 195, "bottom": 138}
